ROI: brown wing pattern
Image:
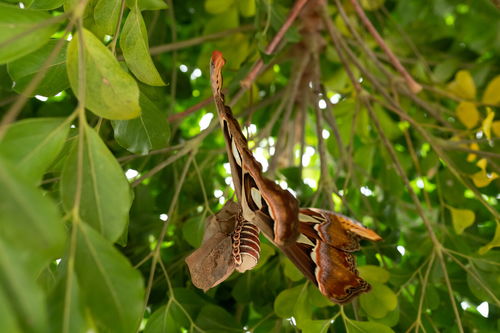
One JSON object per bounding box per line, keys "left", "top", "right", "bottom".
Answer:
{"left": 210, "top": 51, "right": 299, "bottom": 246}
{"left": 288, "top": 209, "right": 381, "bottom": 304}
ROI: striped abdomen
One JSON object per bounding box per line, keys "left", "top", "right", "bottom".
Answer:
{"left": 232, "top": 218, "right": 260, "bottom": 273}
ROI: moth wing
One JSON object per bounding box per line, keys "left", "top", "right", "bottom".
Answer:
{"left": 293, "top": 232, "right": 371, "bottom": 304}
{"left": 299, "top": 209, "right": 360, "bottom": 252}
{"left": 203, "top": 200, "right": 240, "bottom": 242}
{"left": 185, "top": 232, "right": 235, "bottom": 292}
{"left": 325, "top": 211, "right": 382, "bottom": 242}
{"left": 314, "top": 241, "right": 371, "bottom": 304}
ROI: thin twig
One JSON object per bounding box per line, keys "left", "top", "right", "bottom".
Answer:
{"left": 349, "top": 0, "right": 422, "bottom": 93}
{"left": 140, "top": 150, "right": 196, "bottom": 330}
{"left": 147, "top": 25, "right": 254, "bottom": 56}
{"left": 131, "top": 126, "right": 212, "bottom": 187}
{"left": 241, "top": 0, "right": 310, "bottom": 88}
{"left": 167, "top": 96, "right": 214, "bottom": 122}
{"left": 109, "top": 0, "right": 127, "bottom": 55}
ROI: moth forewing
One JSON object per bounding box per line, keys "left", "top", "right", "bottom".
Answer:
{"left": 291, "top": 209, "right": 381, "bottom": 304}
{"left": 314, "top": 242, "right": 371, "bottom": 304}
{"left": 209, "top": 50, "right": 300, "bottom": 247}
{"left": 185, "top": 232, "right": 235, "bottom": 292}
{"left": 327, "top": 211, "right": 382, "bottom": 241}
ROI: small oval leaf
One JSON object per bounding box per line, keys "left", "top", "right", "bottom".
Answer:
{"left": 7, "top": 40, "right": 69, "bottom": 96}
{"left": 447, "top": 70, "right": 476, "bottom": 100}
{"left": 360, "top": 283, "right": 397, "bottom": 319}
{"left": 482, "top": 107, "right": 495, "bottom": 140}
{"left": 120, "top": 8, "right": 165, "bottom": 86}
{"left": 75, "top": 222, "right": 144, "bottom": 333}
{"left": 448, "top": 206, "right": 475, "bottom": 234}
{"left": 205, "top": 0, "right": 234, "bottom": 14}
{"left": 0, "top": 4, "right": 58, "bottom": 64}
{"left": 94, "top": 0, "right": 122, "bottom": 36}
{"left": 344, "top": 319, "right": 395, "bottom": 333}
{"left": 479, "top": 223, "right": 500, "bottom": 254}
{"left": 471, "top": 169, "right": 498, "bottom": 188}
{"left": 358, "top": 265, "right": 390, "bottom": 284}
{"left": 61, "top": 124, "right": 133, "bottom": 242}
{"left": 0, "top": 118, "right": 70, "bottom": 183}
{"left": 67, "top": 29, "right": 141, "bottom": 120}
{"left": 0, "top": 156, "right": 66, "bottom": 270}
{"left": 482, "top": 75, "right": 500, "bottom": 106}
{"left": 455, "top": 101, "right": 479, "bottom": 129}
{"left": 112, "top": 93, "right": 170, "bottom": 154}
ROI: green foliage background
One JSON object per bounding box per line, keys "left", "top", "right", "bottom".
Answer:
{"left": 0, "top": 0, "right": 499, "bottom": 332}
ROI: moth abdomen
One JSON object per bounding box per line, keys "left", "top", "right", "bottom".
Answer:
{"left": 233, "top": 220, "right": 261, "bottom": 273}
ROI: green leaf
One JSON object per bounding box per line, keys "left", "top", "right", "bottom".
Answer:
{"left": 216, "top": 33, "right": 250, "bottom": 70}
{"left": 29, "top": 0, "right": 65, "bottom": 9}
{"left": 205, "top": 0, "right": 234, "bottom": 14}
{"left": 238, "top": 0, "right": 255, "bottom": 17}
{"left": 60, "top": 124, "right": 132, "bottom": 242}
{"left": 358, "top": 265, "right": 390, "bottom": 284}
{"left": 0, "top": 156, "right": 65, "bottom": 270}
{"left": 466, "top": 255, "right": 500, "bottom": 303}
{"left": 254, "top": 242, "right": 275, "bottom": 269}
{"left": 0, "top": 240, "right": 49, "bottom": 333}
{"left": 47, "top": 270, "right": 88, "bottom": 333}
{"left": 112, "top": 93, "right": 170, "bottom": 154}
{"left": 195, "top": 304, "right": 241, "bottom": 332}
{"left": 232, "top": 273, "right": 253, "bottom": 303}
{"left": 74, "top": 222, "right": 144, "bottom": 333}
{"left": 294, "top": 283, "right": 313, "bottom": 328}
{"left": 140, "top": 0, "right": 168, "bottom": 10}
{"left": 67, "top": 28, "right": 141, "bottom": 120}
{"left": 64, "top": 0, "right": 102, "bottom": 38}
{"left": 274, "top": 284, "right": 305, "bottom": 318}
{"left": 125, "top": 0, "right": 168, "bottom": 10}
{"left": 432, "top": 58, "right": 460, "bottom": 83}
{"left": 0, "top": 286, "right": 22, "bottom": 333}
{"left": 282, "top": 256, "right": 304, "bottom": 282}
{"left": 182, "top": 215, "right": 205, "bottom": 248}
{"left": 144, "top": 302, "right": 190, "bottom": 333}
{"left": 0, "top": 118, "right": 70, "bottom": 183}
{"left": 203, "top": 6, "right": 238, "bottom": 34}
{"left": 360, "top": 0, "right": 385, "bottom": 11}
{"left": 301, "top": 319, "right": 331, "bottom": 333}
{"left": 120, "top": 7, "right": 165, "bottom": 86}
{"left": 448, "top": 206, "right": 475, "bottom": 234}
{"left": 306, "top": 283, "right": 332, "bottom": 308}
{"left": 359, "top": 283, "right": 397, "bottom": 319}
{"left": 368, "top": 307, "right": 400, "bottom": 327}
{"left": 479, "top": 223, "right": 500, "bottom": 254}
{"left": 0, "top": 4, "right": 58, "bottom": 64}
{"left": 94, "top": 0, "right": 122, "bottom": 36}
{"left": 374, "top": 105, "right": 402, "bottom": 140}
{"left": 344, "top": 319, "right": 395, "bottom": 333}
{"left": 7, "top": 40, "right": 69, "bottom": 96}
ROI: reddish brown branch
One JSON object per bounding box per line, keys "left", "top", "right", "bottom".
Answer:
{"left": 168, "top": 96, "right": 213, "bottom": 122}
{"left": 240, "top": 0, "right": 310, "bottom": 88}
{"left": 149, "top": 25, "right": 254, "bottom": 56}
{"left": 349, "top": 0, "right": 422, "bottom": 94}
